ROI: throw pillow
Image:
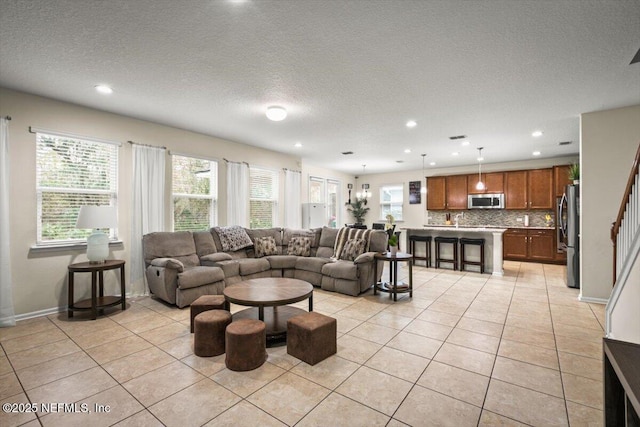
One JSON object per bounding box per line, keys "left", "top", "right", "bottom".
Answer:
{"left": 339, "top": 238, "right": 366, "bottom": 261}
{"left": 254, "top": 236, "right": 279, "bottom": 257}
{"left": 213, "top": 225, "right": 253, "bottom": 252}
{"left": 287, "top": 236, "right": 311, "bottom": 257}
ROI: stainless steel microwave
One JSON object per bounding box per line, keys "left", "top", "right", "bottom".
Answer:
{"left": 468, "top": 193, "right": 505, "bottom": 209}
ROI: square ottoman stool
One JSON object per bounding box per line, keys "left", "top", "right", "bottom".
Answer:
{"left": 190, "top": 294, "right": 227, "bottom": 333}
{"left": 287, "top": 312, "right": 336, "bottom": 365}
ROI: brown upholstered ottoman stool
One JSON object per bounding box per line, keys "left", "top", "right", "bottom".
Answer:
{"left": 225, "top": 319, "right": 267, "bottom": 371}
{"left": 190, "top": 295, "right": 227, "bottom": 333}
{"left": 194, "top": 310, "right": 232, "bottom": 357}
{"left": 287, "top": 312, "right": 336, "bottom": 365}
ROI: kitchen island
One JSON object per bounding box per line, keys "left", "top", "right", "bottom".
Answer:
{"left": 403, "top": 226, "right": 507, "bottom": 276}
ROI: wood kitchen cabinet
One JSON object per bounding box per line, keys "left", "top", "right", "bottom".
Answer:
{"left": 426, "top": 176, "right": 446, "bottom": 210}
{"left": 504, "top": 228, "right": 556, "bottom": 262}
{"left": 467, "top": 172, "right": 504, "bottom": 194}
{"left": 505, "top": 169, "right": 554, "bottom": 210}
{"left": 446, "top": 175, "right": 468, "bottom": 209}
{"left": 554, "top": 165, "right": 571, "bottom": 197}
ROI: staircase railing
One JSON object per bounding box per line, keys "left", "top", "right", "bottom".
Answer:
{"left": 611, "top": 142, "right": 640, "bottom": 284}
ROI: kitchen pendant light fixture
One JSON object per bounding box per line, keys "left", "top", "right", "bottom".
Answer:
{"left": 475, "top": 147, "right": 485, "bottom": 191}
{"left": 420, "top": 154, "right": 427, "bottom": 194}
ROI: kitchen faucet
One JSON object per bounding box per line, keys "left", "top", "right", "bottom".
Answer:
{"left": 454, "top": 212, "right": 464, "bottom": 228}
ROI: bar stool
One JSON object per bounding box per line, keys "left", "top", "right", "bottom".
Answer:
{"left": 434, "top": 237, "right": 459, "bottom": 270}
{"left": 459, "top": 238, "right": 485, "bottom": 273}
{"left": 409, "top": 235, "right": 432, "bottom": 267}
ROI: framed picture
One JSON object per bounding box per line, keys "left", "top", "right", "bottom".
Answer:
{"left": 409, "top": 180, "right": 422, "bottom": 204}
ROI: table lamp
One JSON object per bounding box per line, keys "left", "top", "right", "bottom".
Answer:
{"left": 76, "top": 205, "right": 117, "bottom": 264}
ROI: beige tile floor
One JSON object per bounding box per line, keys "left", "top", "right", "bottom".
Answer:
{"left": 0, "top": 261, "right": 606, "bottom": 426}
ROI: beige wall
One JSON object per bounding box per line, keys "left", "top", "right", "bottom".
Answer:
{"left": 0, "top": 88, "right": 303, "bottom": 316}
{"left": 581, "top": 104, "right": 640, "bottom": 301}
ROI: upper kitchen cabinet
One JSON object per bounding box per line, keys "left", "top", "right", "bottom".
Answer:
{"left": 505, "top": 170, "right": 528, "bottom": 209}
{"left": 468, "top": 172, "right": 504, "bottom": 194}
{"left": 554, "top": 165, "right": 571, "bottom": 197}
{"left": 426, "top": 176, "right": 446, "bottom": 210}
{"left": 446, "top": 175, "right": 468, "bottom": 209}
{"left": 528, "top": 168, "right": 554, "bottom": 209}
{"left": 505, "top": 168, "right": 554, "bottom": 210}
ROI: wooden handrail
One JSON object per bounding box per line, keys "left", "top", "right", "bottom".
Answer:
{"left": 611, "top": 142, "right": 640, "bottom": 285}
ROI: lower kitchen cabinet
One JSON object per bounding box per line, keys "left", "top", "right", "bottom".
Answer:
{"left": 504, "top": 228, "right": 556, "bottom": 262}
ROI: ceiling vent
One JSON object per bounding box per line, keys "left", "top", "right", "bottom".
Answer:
{"left": 396, "top": 160, "right": 404, "bottom": 163}
{"left": 558, "top": 141, "right": 573, "bottom": 146}
{"left": 449, "top": 135, "right": 467, "bottom": 140}
{"left": 342, "top": 151, "right": 354, "bottom": 155}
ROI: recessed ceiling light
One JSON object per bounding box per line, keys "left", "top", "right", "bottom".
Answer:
{"left": 266, "top": 106, "right": 287, "bottom": 121}
{"left": 452, "top": 152, "right": 459, "bottom": 156}
{"left": 532, "top": 130, "right": 543, "bottom": 137}
{"left": 533, "top": 151, "right": 541, "bottom": 156}
{"left": 461, "top": 140, "right": 470, "bottom": 146}
{"left": 404, "top": 148, "right": 411, "bottom": 153}
{"left": 294, "top": 142, "right": 302, "bottom": 148}
{"left": 94, "top": 84, "right": 113, "bottom": 94}
{"left": 406, "top": 120, "right": 417, "bottom": 128}
{"left": 430, "top": 162, "right": 436, "bottom": 166}
{"left": 477, "top": 156, "right": 484, "bottom": 161}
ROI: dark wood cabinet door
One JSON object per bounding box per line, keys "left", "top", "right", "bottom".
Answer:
{"left": 468, "top": 172, "right": 504, "bottom": 194}
{"left": 505, "top": 171, "right": 528, "bottom": 209}
{"left": 529, "top": 230, "right": 555, "bottom": 261}
{"left": 426, "top": 176, "right": 446, "bottom": 210}
{"left": 554, "top": 165, "right": 571, "bottom": 197}
{"left": 446, "top": 175, "right": 468, "bottom": 209}
{"left": 503, "top": 229, "right": 528, "bottom": 260}
{"left": 528, "top": 168, "right": 554, "bottom": 209}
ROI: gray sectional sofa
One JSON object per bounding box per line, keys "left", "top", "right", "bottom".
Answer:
{"left": 142, "top": 226, "right": 387, "bottom": 307}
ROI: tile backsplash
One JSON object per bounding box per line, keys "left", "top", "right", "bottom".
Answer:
{"left": 427, "top": 209, "right": 555, "bottom": 228}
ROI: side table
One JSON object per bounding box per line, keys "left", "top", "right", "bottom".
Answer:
{"left": 374, "top": 252, "right": 413, "bottom": 301}
{"left": 68, "top": 260, "right": 126, "bottom": 319}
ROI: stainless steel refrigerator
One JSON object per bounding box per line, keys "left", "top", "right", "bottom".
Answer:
{"left": 558, "top": 185, "right": 580, "bottom": 288}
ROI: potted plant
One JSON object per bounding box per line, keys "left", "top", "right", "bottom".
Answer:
{"left": 345, "top": 198, "right": 370, "bottom": 225}
{"left": 568, "top": 163, "right": 580, "bottom": 184}
{"left": 388, "top": 233, "right": 399, "bottom": 256}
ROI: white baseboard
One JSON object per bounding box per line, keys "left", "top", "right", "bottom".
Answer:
{"left": 578, "top": 295, "right": 609, "bottom": 304}
{"left": 15, "top": 306, "right": 66, "bottom": 321}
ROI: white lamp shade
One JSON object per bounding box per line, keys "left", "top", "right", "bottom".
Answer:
{"left": 76, "top": 205, "right": 117, "bottom": 229}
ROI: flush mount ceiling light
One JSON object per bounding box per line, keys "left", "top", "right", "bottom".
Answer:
{"left": 406, "top": 120, "right": 417, "bottom": 128}
{"left": 475, "top": 147, "right": 485, "bottom": 191}
{"left": 533, "top": 151, "right": 541, "bottom": 156}
{"left": 452, "top": 152, "right": 459, "bottom": 156}
{"left": 266, "top": 106, "right": 287, "bottom": 121}
{"left": 94, "top": 84, "right": 113, "bottom": 94}
{"left": 532, "top": 130, "right": 543, "bottom": 137}
{"left": 404, "top": 148, "right": 411, "bottom": 153}
{"left": 420, "top": 154, "right": 427, "bottom": 194}
{"left": 461, "top": 140, "right": 470, "bottom": 146}
{"left": 294, "top": 142, "right": 302, "bottom": 148}
{"left": 430, "top": 162, "right": 436, "bottom": 166}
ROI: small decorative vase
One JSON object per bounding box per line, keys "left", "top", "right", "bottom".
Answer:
{"left": 390, "top": 246, "right": 398, "bottom": 256}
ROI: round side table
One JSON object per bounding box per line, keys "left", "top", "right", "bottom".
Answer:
{"left": 373, "top": 252, "right": 413, "bottom": 301}
{"left": 68, "top": 260, "right": 126, "bottom": 319}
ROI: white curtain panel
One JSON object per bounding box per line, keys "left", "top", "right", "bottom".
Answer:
{"left": 227, "top": 161, "right": 249, "bottom": 227}
{"left": 130, "top": 144, "right": 166, "bottom": 294}
{"left": 0, "top": 118, "right": 15, "bottom": 327}
{"left": 284, "top": 169, "right": 302, "bottom": 228}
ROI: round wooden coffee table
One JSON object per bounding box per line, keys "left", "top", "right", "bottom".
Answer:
{"left": 223, "top": 278, "right": 313, "bottom": 345}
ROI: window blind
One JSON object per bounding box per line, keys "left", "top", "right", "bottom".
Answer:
{"left": 171, "top": 154, "right": 218, "bottom": 231}
{"left": 250, "top": 167, "right": 278, "bottom": 229}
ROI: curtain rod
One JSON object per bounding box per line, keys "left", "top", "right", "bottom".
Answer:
{"left": 128, "top": 140, "right": 166, "bottom": 149}
{"left": 28, "top": 126, "right": 122, "bottom": 146}
{"left": 283, "top": 168, "right": 301, "bottom": 173}
{"left": 3, "top": 116, "right": 11, "bottom": 120}
{"left": 223, "top": 158, "right": 249, "bottom": 166}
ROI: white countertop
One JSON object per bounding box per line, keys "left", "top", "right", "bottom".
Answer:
{"left": 403, "top": 226, "right": 507, "bottom": 233}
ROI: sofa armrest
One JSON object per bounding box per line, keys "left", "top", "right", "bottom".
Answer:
{"left": 200, "top": 253, "right": 233, "bottom": 263}
{"left": 354, "top": 252, "right": 375, "bottom": 264}
{"left": 150, "top": 257, "right": 185, "bottom": 272}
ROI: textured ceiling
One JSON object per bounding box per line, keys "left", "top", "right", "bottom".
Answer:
{"left": 1, "top": 0, "right": 639, "bottom": 174}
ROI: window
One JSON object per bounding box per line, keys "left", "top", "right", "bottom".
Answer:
{"left": 172, "top": 154, "right": 218, "bottom": 231}
{"left": 308, "top": 176, "right": 341, "bottom": 227}
{"left": 36, "top": 132, "right": 118, "bottom": 244}
{"left": 250, "top": 167, "right": 278, "bottom": 229}
{"left": 327, "top": 179, "right": 339, "bottom": 228}
{"left": 380, "top": 184, "right": 403, "bottom": 221}
{"left": 309, "top": 176, "right": 325, "bottom": 203}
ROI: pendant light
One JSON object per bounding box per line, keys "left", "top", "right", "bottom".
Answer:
{"left": 420, "top": 154, "right": 427, "bottom": 194}
{"left": 475, "top": 147, "right": 485, "bottom": 191}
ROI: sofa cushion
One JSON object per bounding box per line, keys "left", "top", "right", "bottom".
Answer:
{"left": 266, "top": 255, "right": 298, "bottom": 269}
{"left": 296, "top": 257, "right": 331, "bottom": 273}
{"left": 193, "top": 231, "right": 217, "bottom": 257}
{"left": 178, "top": 266, "right": 225, "bottom": 289}
{"left": 319, "top": 227, "right": 339, "bottom": 248}
{"left": 287, "top": 236, "right": 311, "bottom": 256}
{"left": 143, "top": 231, "right": 200, "bottom": 267}
{"left": 216, "top": 260, "right": 240, "bottom": 278}
{"left": 333, "top": 228, "right": 372, "bottom": 259}
{"left": 339, "top": 238, "right": 366, "bottom": 261}
{"left": 321, "top": 261, "right": 358, "bottom": 281}
{"left": 200, "top": 253, "right": 233, "bottom": 264}
{"left": 213, "top": 226, "right": 253, "bottom": 252}
{"left": 254, "top": 236, "right": 279, "bottom": 257}
{"left": 238, "top": 258, "right": 271, "bottom": 276}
